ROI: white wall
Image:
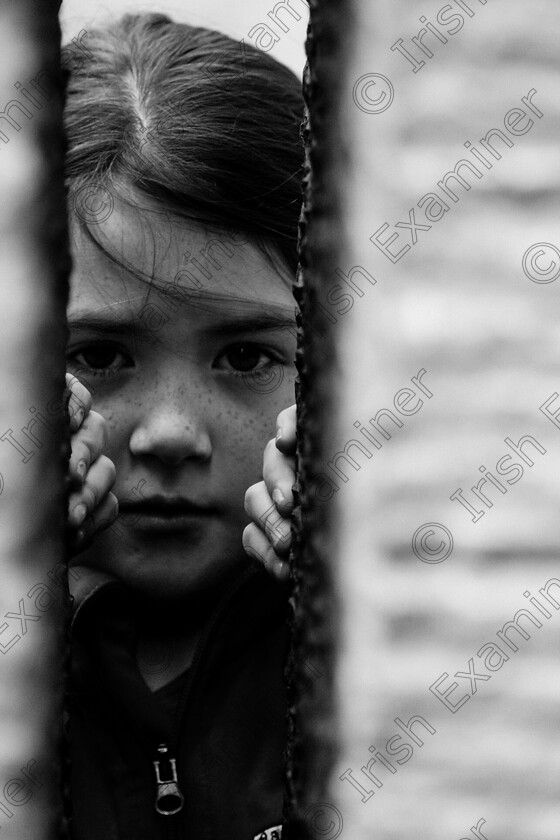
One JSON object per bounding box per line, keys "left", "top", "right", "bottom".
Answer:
{"left": 59, "top": 0, "right": 308, "bottom": 78}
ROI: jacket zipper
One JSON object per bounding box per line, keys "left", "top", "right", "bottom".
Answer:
{"left": 153, "top": 743, "right": 184, "bottom": 816}
{"left": 151, "top": 567, "right": 258, "bottom": 838}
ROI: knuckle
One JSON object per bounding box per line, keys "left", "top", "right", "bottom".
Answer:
{"left": 82, "top": 484, "right": 99, "bottom": 510}
{"left": 264, "top": 437, "right": 277, "bottom": 459}
{"left": 243, "top": 487, "right": 252, "bottom": 512}
{"left": 262, "top": 510, "right": 289, "bottom": 547}
{"left": 70, "top": 438, "right": 88, "bottom": 465}
{"left": 87, "top": 411, "right": 109, "bottom": 449}
{"left": 78, "top": 385, "right": 92, "bottom": 409}
{"left": 67, "top": 490, "right": 81, "bottom": 510}
{"left": 278, "top": 404, "right": 295, "bottom": 425}
{"left": 263, "top": 448, "right": 282, "bottom": 485}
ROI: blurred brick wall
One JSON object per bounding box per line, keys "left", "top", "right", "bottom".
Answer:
{"left": 321, "top": 1, "right": 560, "bottom": 838}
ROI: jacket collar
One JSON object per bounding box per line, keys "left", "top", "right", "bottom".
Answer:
{"left": 68, "top": 560, "right": 289, "bottom": 636}
{"left": 69, "top": 565, "right": 122, "bottom": 629}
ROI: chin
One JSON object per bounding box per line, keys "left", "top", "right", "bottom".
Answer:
{"left": 82, "top": 537, "right": 248, "bottom": 602}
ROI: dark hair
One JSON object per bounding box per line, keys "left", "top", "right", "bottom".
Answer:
{"left": 63, "top": 13, "right": 304, "bottom": 272}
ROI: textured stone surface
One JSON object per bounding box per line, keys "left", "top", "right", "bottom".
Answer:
{"left": 0, "top": 1, "right": 69, "bottom": 837}
{"left": 284, "top": 0, "right": 345, "bottom": 834}
{"left": 292, "top": 1, "right": 560, "bottom": 838}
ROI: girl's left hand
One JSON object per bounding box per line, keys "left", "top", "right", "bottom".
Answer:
{"left": 243, "top": 405, "right": 296, "bottom": 582}
{"left": 66, "top": 374, "right": 118, "bottom": 555}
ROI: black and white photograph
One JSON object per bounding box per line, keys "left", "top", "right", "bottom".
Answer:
{"left": 0, "top": 1, "right": 558, "bottom": 838}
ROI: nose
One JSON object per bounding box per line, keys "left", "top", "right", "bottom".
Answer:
{"left": 128, "top": 388, "right": 212, "bottom": 467}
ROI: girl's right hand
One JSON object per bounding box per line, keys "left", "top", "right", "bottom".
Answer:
{"left": 66, "top": 374, "right": 118, "bottom": 556}
{"left": 243, "top": 405, "right": 296, "bottom": 581}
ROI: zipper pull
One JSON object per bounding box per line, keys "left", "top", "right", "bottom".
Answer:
{"left": 153, "top": 743, "right": 185, "bottom": 816}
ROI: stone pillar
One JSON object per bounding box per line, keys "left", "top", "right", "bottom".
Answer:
{"left": 0, "top": 1, "right": 69, "bottom": 837}
{"left": 290, "top": 1, "right": 560, "bottom": 838}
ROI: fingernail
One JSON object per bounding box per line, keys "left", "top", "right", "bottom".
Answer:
{"left": 245, "top": 546, "right": 261, "bottom": 563}
{"left": 272, "top": 488, "right": 285, "bottom": 507}
{"left": 276, "top": 560, "right": 289, "bottom": 578}
{"left": 73, "top": 504, "right": 87, "bottom": 526}
{"left": 77, "top": 461, "right": 87, "bottom": 482}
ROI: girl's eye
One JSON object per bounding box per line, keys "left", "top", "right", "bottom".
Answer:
{"left": 67, "top": 344, "right": 132, "bottom": 375}
{"left": 215, "top": 343, "right": 279, "bottom": 374}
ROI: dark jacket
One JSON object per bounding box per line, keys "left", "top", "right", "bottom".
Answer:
{"left": 69, "top": 563, "right": 289, "bottom": 840}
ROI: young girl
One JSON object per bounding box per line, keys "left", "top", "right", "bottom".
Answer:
{"left": 63, "top": 12, "right": 303, "bottom": 840}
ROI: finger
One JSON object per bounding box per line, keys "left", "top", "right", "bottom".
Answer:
{"left": 262, "top": 438, "right": 296, "bottom": 516}
{"left": 82, "top": 491, "right": 119, "bottom": 541}
{"left": 275, "top": 404, "right": 296, "bottom": 455}
{"left": 69, "top": 492, "right": 119, "bottom": 556}
{"left": 68, "top": 411, "right": 109, "bottom": 485}
{"left": 68, "top": 455, "right": 116, "bottom": 528}
{"left": 244, "top": 481, "right": 292, "bottom": 556}
{"left": 90, "top": 490, "right": 119, "bottom": 531}
{"left": 242, "top": 523, "right": 290, "bottom": 582}
{"left": 66, "top": 374, "right": 92, "bottom": 432}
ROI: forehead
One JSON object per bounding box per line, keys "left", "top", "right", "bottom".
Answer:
{"left": 68, "top": 194, "right": 295, "bottom": 321}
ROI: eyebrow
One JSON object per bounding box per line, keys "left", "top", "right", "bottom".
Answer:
{"left": 67, "top": 316, "right": 142, "bottom": 336}
{"left": 67, "top": 308, "right": 297, "bottom": 337}
{"left": 204, "top": 312, "right": 297, "bottom": 336}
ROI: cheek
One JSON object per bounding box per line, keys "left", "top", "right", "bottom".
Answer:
{"left": 216, "top": 387, "right": 295, "bottom": 479}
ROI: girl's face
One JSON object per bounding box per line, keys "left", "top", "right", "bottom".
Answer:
{"left": 67, "top": 195, "right": 297, "bottom": 601}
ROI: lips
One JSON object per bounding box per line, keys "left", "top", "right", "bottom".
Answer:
{"left": 118, "top": 495, "right": 221, "bottom": 533}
